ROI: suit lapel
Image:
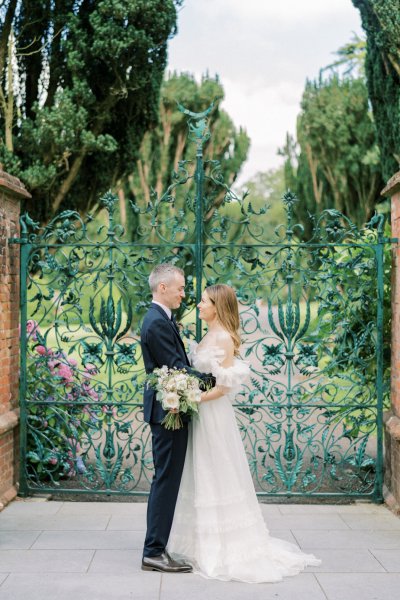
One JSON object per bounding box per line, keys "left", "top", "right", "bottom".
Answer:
{"left": 150, "top": 303, "right": 188, "bottom": 358}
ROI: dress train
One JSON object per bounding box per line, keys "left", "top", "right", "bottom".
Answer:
{"left": 167, "top": 342, "right": 321, "bottom": 583}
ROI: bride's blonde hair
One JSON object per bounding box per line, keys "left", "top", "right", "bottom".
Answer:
{"left": 205, "top": 284, "right": 241, "bottom": 356}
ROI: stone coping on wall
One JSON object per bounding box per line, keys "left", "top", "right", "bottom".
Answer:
{"left": 385, "top": 411, "right": 400, "bottom": 442}
{"left": 0, "top": 409, "right": 19, "bottom": 436}
{"left": 0, "top": 485, "right": 18, "bottom": 511}
{"left": 381, "top": 170, "right": 400, "bottom": 197}
{"left": 0, "top": 169, "right": 31, "bottom": 200}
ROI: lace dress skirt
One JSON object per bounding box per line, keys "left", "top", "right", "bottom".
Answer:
{"left": 167, "top": 346, "right": 320, "bottom": 583}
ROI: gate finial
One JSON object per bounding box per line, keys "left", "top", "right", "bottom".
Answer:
{"left": 177, "top": 100, "right": 218, "bottom": 153}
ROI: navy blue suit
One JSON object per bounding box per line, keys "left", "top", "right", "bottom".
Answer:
{"left": 141, "top": 303, "right": 210, "bottom": 557}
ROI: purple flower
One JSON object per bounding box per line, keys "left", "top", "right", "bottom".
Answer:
{"left": 27, "top": 320, "right": 40, "bottom": 340}
{"left": 75, "top": 456, "right": 87, "bottom": 474}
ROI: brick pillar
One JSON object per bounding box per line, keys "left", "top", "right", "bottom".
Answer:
{"left": 0, "top": 169, "right": 31, "bottom": 511}
{"left": 382, "top": 171, "right": 400, "bottom": 510}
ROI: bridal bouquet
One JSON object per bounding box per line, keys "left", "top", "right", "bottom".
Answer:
{"left": 146, "top": 366, "right": 202, "bottom": 430}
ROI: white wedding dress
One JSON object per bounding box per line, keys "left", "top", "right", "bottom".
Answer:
{"left": 167, "top": 340, "right": 321, "bottom": 583}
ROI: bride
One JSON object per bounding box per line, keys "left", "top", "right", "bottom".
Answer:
{"left": 167, "top": 284, "right": 320, "bottom": 583}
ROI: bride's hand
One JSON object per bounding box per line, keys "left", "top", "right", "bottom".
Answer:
{"left": 200, "top": 385, "right": 229, "bottom": 402}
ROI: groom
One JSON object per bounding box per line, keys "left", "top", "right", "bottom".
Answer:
{"left": 140, "top": 263, "right": 214, "bottom": 573}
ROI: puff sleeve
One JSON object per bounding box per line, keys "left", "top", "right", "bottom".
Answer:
{"left": 192, "top": 344, "right": 250, "bottom": 390}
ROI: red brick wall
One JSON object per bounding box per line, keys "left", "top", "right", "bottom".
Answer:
{"left": 390, "top": 179, "right": 400, "bottom": 417}
{"left": 0, "top": 170, "right": 30, "bottom": 510}
{"left": 382, "top": 171, "right": 400, "bottom": 510}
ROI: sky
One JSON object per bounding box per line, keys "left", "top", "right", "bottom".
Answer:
{"left": 167, "top": 0, "right": 364, "bottom": 185}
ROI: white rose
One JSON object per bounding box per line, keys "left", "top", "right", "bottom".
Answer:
{"left": 157, "top": 366, "right": 169, "bottom": 379}
{"left": 162, "top": 392, "right": 180, "bottom": 410}
{"left": 187, "top": 389, "right": 202, "bottom": 404}
{"left": 176, "top": 379, "right": 188, "bottom": 391}
{"left": 170, "top": 374, "right": 186, "bottom": 391}
{"left": 174, "top": 374, "right": 186, "bottom": 383}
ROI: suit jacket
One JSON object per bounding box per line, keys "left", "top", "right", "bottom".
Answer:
{"left": 141, "top": 303, "right": 207, "bottom": 424}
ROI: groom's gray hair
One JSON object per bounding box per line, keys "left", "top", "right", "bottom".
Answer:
{"left": 148, "top": 263, "right": 184, "bottom": 292}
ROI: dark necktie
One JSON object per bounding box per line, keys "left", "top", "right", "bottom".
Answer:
{"left": 171, "top": 315, "right": 189, "bottom": 360}
{"left": 170, "top": 315, "right": 179, "bottom": 334}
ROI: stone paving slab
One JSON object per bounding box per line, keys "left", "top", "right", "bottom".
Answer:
{"left": 293, "top": 528, "right": 400, "bottom": 550}
{"left": 2, "top": 500, "right": 63, "bottom": 516}
{"left": 31, "top": 530, "right": 144, "bottom": 550}
{"left": 278, "top": 503, "right": 389, "bottom": 514}
{"left": 161, "top": 572, "right": 326, "bottom": 600}
{"left": 57, "top": 502, "right": 148, "bottom": 516}
{"left": 268, "top": 529, "right": 298, "bottom": 544}
{"left": 0, "top": 573, "right": 161, "bottom": 600}
{"left": 0, "top": 514, "right": 111, "bottom": 531}
{"left": 0, "top": 530, "right": 41, "bottom": 550}
{"left": 369, "top": 548, "right": 400, "bottom": 572}
{"left": 258, "top": 504, "right": 282, "bottom": 517}
{"left": 88, "top": 549, "right": 144, "bottom": 575}
{"left": 264, "top": 514, "right": 350, "bottom": 530}
{"left": 315, "top": 573, "right": 400, "bottom": 600}
{"left": 303, "top": 548, "right": 386, "bottom": 573}
{"left": 0, "top": 549, "right": 94, "bottom": 572}
{"left": 107, "top": 515, "right": 147, "bottom": 531}
{"left": 339, "top": 513, "right": 400, "bottom": 530}
{"left": 1, "top": 500, "right": 400, "bottom": 600}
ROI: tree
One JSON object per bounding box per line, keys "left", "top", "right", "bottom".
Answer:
{"left": 281, "top": 73, "right": 384, "bottom": 229}
{"left": 120, "top": 73, "right": 250, "bottom": 242}
{"left": 321, "top": 33, "right": 366, "bottom": 78}
{"left": 352, "top": 0, "right": 400, "bottom": 181}
{"left": 235, "top": 166, "right": 286, "bottom": 241}
{"left": 0, "top": 0, "right": 182, "bottom": 223}
{"left": 113, "top": 73, "right": 250, "bottom": 321}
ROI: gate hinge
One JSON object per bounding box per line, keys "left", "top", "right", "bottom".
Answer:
{"left": 8, "top": 237, "right": 27, "bottom": 244}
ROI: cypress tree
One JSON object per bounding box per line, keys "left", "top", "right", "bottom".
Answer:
{"left": 352, "top": 0, "right": 400, "bottom": 180}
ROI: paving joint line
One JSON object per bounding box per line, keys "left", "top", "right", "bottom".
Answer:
{"left": 314, "top": 573, "right": 329, "bottom": 600}
{"left": 84, "top": 549, "right": 97, "bottom": 574}
{"left": 0, "top": 573, "right": 11, "bottom": 588}
{"left": 54, "top": 501, "right": 64, "bottom": 515}
{"left": 104, "top": 515, "right": 112, "bottom": 531}
{"left": 367, "top": 548, "right": 389, "bottom": 573}
{"left": 28, "top": 530, "right": 43, "bottom": 549}
{"left": 288, "top": 528, "right": 302, "bottom": 548}
{"left": 336, "top": 513, "right": 351, "bottom": 529}
{"left": 158, "top": 573, "right": 163, "bottom": 600}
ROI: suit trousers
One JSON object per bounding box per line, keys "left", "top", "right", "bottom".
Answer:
{"left": 143, "top": 421, "right": 189, "bottom": 557}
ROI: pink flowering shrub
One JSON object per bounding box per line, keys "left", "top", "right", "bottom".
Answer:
{"left": 26, "top": 321, "right": 103, "bottom": 481}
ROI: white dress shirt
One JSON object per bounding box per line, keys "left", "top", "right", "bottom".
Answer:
{"left": 152, "top": 300, "right": 172, "bottom": 320}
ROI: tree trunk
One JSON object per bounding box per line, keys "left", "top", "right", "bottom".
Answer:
{"left": 52, "top": 151, "right": 87, "bottom": 213}
{"left": 305, "top": 143, "right": 323, "bottom": 207}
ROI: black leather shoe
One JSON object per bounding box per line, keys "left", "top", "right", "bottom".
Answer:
{"left": 141, "top": 551, "right": 192, "bottom": 573}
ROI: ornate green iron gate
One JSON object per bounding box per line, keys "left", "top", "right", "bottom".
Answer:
{"left": 13, "top": 106, "right": 390, "bottom": 501}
